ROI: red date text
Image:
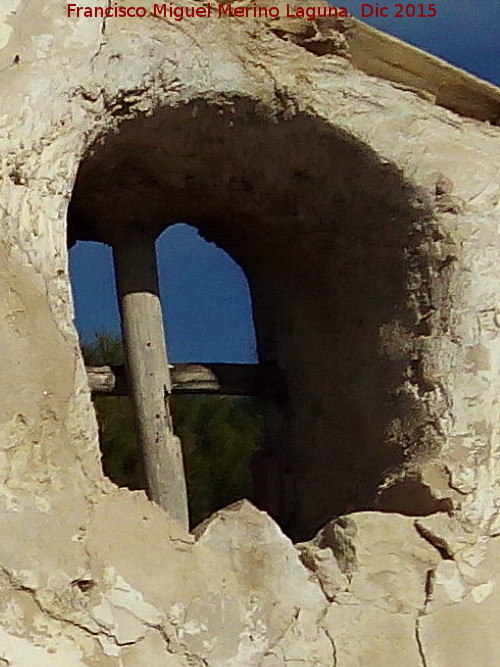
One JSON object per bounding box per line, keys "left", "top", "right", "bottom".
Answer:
{"left": 361, "top": 3, "right": 437, "bottom": 18}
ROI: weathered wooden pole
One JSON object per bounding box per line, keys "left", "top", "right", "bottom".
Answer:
{"left": 113, "top": 228, "right": 189, "bottom": 528}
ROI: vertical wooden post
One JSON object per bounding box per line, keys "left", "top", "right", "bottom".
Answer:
{"left": 113, "top": 229, "right": 189, "bottom": 529}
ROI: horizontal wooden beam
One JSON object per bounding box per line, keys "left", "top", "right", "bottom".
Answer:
{"left": 86, "top": 362, "right": 285, "bottom": 397}
{"left": 86, "top": 365, "right": 129, "bottom": 395}
{"left": 347, "top": 19, "right": 500, "bottom": 123}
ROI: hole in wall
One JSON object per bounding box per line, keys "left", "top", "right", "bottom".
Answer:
{"left": 68, "top": 97, "right": 439, "bottom": 541}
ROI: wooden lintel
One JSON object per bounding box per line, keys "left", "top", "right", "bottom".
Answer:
{"left": 86, "top": 362, "right": 285, "bottom": 397}
{"left": 347, "top": 19, "right": 500, "bottom": 123}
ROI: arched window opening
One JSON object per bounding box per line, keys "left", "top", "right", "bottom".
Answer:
{"left": 67, "top": 98, "right": 435, "bottom": 542}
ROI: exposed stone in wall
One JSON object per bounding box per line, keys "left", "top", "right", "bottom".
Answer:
{"left": 1, "top": 0, "right": 500, "bottom": 663}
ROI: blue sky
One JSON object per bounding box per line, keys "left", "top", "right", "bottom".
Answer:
{"left": 70, "top": 226, "right": 258, "bottom": 362}
{"left": 69, "top": 3, "right": 499, "bottom": 362}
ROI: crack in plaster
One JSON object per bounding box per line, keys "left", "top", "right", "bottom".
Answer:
{"left": 151, "top": 622, "right": 209, "bottom": 666}
{"left": 321, "top": 617, "right": 338, "bottom": 667}
{"left": 91, "top": 0, "right": 111, "bottom": 66}
{"left": 256, "top": 607, "right": 301, "bottom": 665}
{"left": 413, "top": 568, "right": 434, "bottom": 667}
{"left": 414, "top": 521, "right": 455, "bottom": 560}
{"left": 0, "top": 565, "right": 150, "bottom": 658}
{"left": 415, "top": 616, "right": 429, "bottom": 667}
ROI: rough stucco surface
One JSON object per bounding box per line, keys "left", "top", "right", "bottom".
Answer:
{"left": 1, "top": 0, "right": 500, "bottom": 663}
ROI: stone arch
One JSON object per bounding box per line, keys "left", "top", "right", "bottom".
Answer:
{"left": 68, "top": 95, "right": 444, "bottom": 540}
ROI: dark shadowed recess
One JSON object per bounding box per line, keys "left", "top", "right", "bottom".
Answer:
{"left": 68, "top": 97, "right": 436, "bottom": 541}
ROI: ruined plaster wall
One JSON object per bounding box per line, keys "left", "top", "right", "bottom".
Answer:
{"left": 1, "top": 0, "right": 500, "bottom": 663}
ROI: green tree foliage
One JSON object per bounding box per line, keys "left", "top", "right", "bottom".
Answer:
{"left": 171, "top": 393, "right": 264, "bottom": 526}
{"left": 82, "top": 334, "right": 264, "bottom": 527}
{"left": 82, "top": 334, "right": 146, "bottom": 490}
